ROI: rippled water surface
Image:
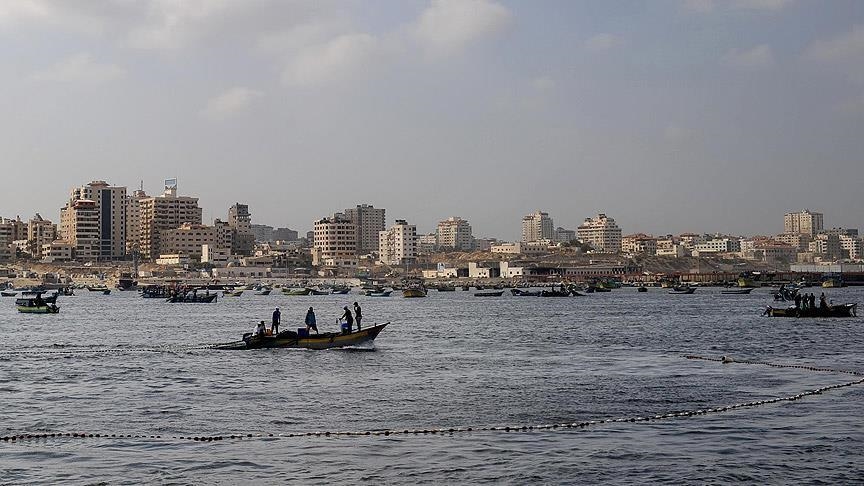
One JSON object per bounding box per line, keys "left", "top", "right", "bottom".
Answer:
{"left": 2, "top": 287, "right": 864, "bottom": 484}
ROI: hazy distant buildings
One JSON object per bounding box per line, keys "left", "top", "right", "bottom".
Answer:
{"left": 521, "top": 211, "right": 554, "bottom": 242}
{"left": 312, "top": 214, "right": 357, "bottom": 266}
{"left": 621, "top": 234, "right": 657, "bottom": 255}
{"left": 0, "top": 217, "right": 26, "bottom": 261}
{"left": 60, "top": 180, "right": 127, "bottom": 260}
{"left": 784, "top": 209, "right": 823, "bottom": 236}
{"left": 343, "top": 204, "right": 385, "bottom": 254}
{"left": 417, "top": 233, "right": 437, "bottom": 254}
{"left": 577, "top": 214, "right": 622, "bottom": 253}
{"left": 273, "top": 227, "right": 298, "bottom": 241}
{"left": 378, "top": 219, "right": 417, "bottom": 266}
{"left": 555, "top": 227, "right": 576, "bottom": 243}
{"left": 135, "top": 180, "right": 203, "bottom": 261}
{"left": 251, "top": 225, "right": 299, "bottom": 243}
{"left": 437, "top": 217, "right": 474, "bottom": 251}
{"left": 27, "top": 214, "right": 56, "bottom": 259}
{"left": 229, "top": 203, "right": 254, "bottom": 256}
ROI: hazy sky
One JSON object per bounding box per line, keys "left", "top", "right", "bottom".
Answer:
{"left": 2, "top": 0, "right": 863, "bottom": 240}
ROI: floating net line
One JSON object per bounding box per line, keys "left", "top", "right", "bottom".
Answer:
{"left": 3, "top": 354, "right": 862, "bottom": 445}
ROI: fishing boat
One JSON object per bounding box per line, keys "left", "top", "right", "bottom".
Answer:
{"left": 721, "top": 288, "right": 754, "bottom": 295}
{"left": 541, "top": 289, "right": 572, "bottom": 297}
{"left": 101, "top": 289, "right": 111, "bottom": 295}
{"left": 365, "top": 290, "right": 392, "bottom": 297}
{"left": 402, "top": 286, "right": 427, "bottom": 298}
{"left": 474, "top": 290, "right": 504, "bottom": 297}
{"left": 637, "top": 286, "right": 648, "bottom": 293}
{"left": 17, "top": 297, "right": 59, "bottom": 313}
{"left": 669, "top": 286, "right": 696, "bottom": 294}
{"left": 1, "top": 290, "right": 16, "bottom": 297}
{"left": 737, "top": 277, "right": 758, "bottom": 288}
{"left": 308, "top": 287, "right": 331, "bottom": 296}
{"left": 331, "top": 287, "right": 351, "bottom": 295}
{"left": 87, "top": 284, "right": 110, "bottom": 292}
{"left": 222, "top": 322, "right": 389, "bottom": 350}
{"left": 166, "top": 293, "right": 218, "bottom": 303}
{"left": 436, "top": 284, "right": 456, "bottom": 292}
{"left": 822, "top": 278, "right": 843, "bottom": 288}
{"left": 224, "top": 290, "right": 244, "bottom": 297}
{"left": 17, "top": 292, "right": 58, "bottom": 305}
{"left": 763, "top": 303, "right": 856, "bottom": 318}
{"left": 511, "top": 288, "right": 541, "bottom": 296}
{"left": 116, "top": 277, "right": 138, "bottom": 291}
{"left": 254, "top": 289, "right": 272, "bottom": 296}
{"left": 283, "top": 288, "right": 312, "bottom": 296}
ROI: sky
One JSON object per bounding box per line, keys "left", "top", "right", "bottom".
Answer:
{"left": 1, "top": 0, "right": 863, "bottom": 240}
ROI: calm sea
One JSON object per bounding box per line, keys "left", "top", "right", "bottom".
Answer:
{"left": 1, "top": 286, "right": 863, "bottom": 484}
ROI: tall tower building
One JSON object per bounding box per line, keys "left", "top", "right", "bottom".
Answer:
{"left": 436, "top": 217, "right": 474, "bottom": 251}
{"left": 228, "top": 203, "right": 254, "bottom": 256}
{"left": 59, "top": 200, "right": 100, "bottom": 260}
{"left": 577, "top": 213, "right": 622, "bottom": 253}
{"left": 313, "top": 214, "right": 357, "bottom": 264}
{"left": 125, "top": 188, "right": 147, "bottom": 255}
{"left": 378, "top": 219, "right": 417, "bottom": 266}
{"left": 61, "top": 181, "right": 127, "bottom": 260}
{"left": 343, "top": 204, "right": 385, "bottom": 254}
{"left": 784, "top": 209, "right": 823, "bottom": 236}
{"left": 137, "top": 180, "right": 202, "bottom": 260}
{"left": 521, "top": 211, "right": 554, "bottom": 242}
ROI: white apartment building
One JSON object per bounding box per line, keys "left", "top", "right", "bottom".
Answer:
{"left": 437, "top": 217, "right": 474, "bottom": 251}
{"left": 784, "top": 209, "right": 823, "bottom": 236}
{"left": 555, "top": 227, "right": 576, "bottom": 243}
{"left": 417, "top": 233, "right": 437, "bottom": 254}
{"left": 521, "top": 211, "right": 554, "bottom": 242}
{"left": 378, "top": 219, "right": 417, "bottom": 266}
{"left": 774, "top": 232, "right": 813, "bottom": 251}
{"left": 66, "top": 180, "right": 127, "bottom": 259}
{"left": 136, "top": 183, "right": 203, "bottom": 260}
{"left": 692, "top": 238, "right": 742, "bottom": 254}
{"left": 343, "top": 204, "right": 386, "bottom": 254}
{"left": 839, "top": 235, "right": 861, "bottom": 260}
{"left": 621, "top": 234, "right": 657, "bottom": 255}
{"left": 59, "top": 199, "right": 100, "bottom": 260}
{"left": 313, "top": 215, "right": 357, "bottom": 265}
{"left": 160, "top": 223, "right": 221, "bottom": 260}
{"left": 41, "top": 241, "right": 74, "bottom": 262}
{"left": 577, "top": 213, "right": 622, "bottom": 253}
{"left": 27, "top": 214, "right": 56, "bottom": 259}
{"left": 126, "top": 189, "right": 146, "bottom": 255}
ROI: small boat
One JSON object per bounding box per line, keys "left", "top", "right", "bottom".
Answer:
{"left": 822, "top": 278, "right": 843, "bottom": 288}
{"left": 721, "top": 288, "right": 754, "bottom": 295}
{"left": 737, "top": 277, "right": 758, "bottom": 288}
{"left": 17, "top": 292, "right": 58, "bottom": 305}
{"left": 116, "top": 277, "right": 138, "bottom": 291}
{"left": 87, "top": 285, "right": 110, "bottom": 292}
{"left": 308, "top": 287, "right": 331, "bottom": 296}
{"left": 637, "top": 286, "right": 648, "bottom": 293}
{"left": 101, "top": 289, "right": 111, "bottom": 295}
{"left": 283, "top": 288, "right": 312, "bottom": 296}
{"left": 166, "top": 293, "right": 218, "bottom": 303}
{"left": 511, "top": 289, "right": 541, "bottom": 297}
{"left": 763, "top": 303, "right": 856, "bottom": 318}
{"left": 17, "top": 302, "right": 60, "bottom": 314}
{"left": 254, "top": 289, "right": 272, "bottom": 296}
{"left": 669, "top": 286, "right": 696, "bottom": 294}
{"left": 541, "top": 289, "right": 571, "bottom": 297}
{"left": 474, "top": 290, "right": 504, "bottom": 297}
{"left": 1, "top": 290, "right": 16, "bottom": 297}
{"left": 365, "top": 290, "right": 392, "bottom": 297}
{"left": 222, "top": 322, "right": 389, "bottom": 350}
{"left": 224, "top": 290, "right": 244, "bottom": 297}
{"left": 331, "top": 288, "right": 351, "bottom": 295}
{"left": 436, "top": 285, "right": 456, "bottom": 292}
{"left": 402, "top": 287, "right": 427, "bottom": 298}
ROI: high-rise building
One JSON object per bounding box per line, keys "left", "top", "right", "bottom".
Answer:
{"left": 343, "top": 204, "right": 385, "bottom": 254}
{"left": 136, "top": 181, "right": 203, "bottom": 260}
{"left": 125, "top": 189, "right": 147, "bottom": 255}
{"left": 379, "top": 220, "right": 417, "bottom": 266}
{"left": 62, "top": 181, "right": 127, "bottom": 259}
{"left": 228, "top": 203, "right": 254, "bottom": 256}
{"left": 273, "top": 227, "right": 299, "bottom": 242}
{"left": 0, "top": 216, "right": 26, "bottom": 260}
{"left": 521, "top": 211, "right": 554, "bottom": 242}
{"left": 59, "top": 200, "right": 100, "bottom": 260}
{"left": 251, "top": 224, "right": 274, "bottom": 242}
{"left": 577, "top": 213, "right": 622, "bottom": 253}
{"left": 555, "top": 227, "right": 576, "bottom": 243}
{"left": 784, "top": 209, "right": 823, "bottom": 236}
{"left": 436, "top": 217, "right": 474, "bottom": 251}
{"left": 313, "top": 214, "right": 357, "bottom": 263}
{"left": 27, "top": 214, "right": 56, "bottom": 259}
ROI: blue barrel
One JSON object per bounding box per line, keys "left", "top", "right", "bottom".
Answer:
{"left": 341, "top": 323, "right": 351, "bottom": 333}
{"left": 297, "top": 328, "right": 309, "bottom": 337}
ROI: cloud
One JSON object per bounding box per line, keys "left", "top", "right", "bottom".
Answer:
{"left": 663, "top": 124, "right": 695, "bottom": 143}
{"left": 201, "top": 87, "right": 263, "bottom": 121}
{"left": 280, "top": 33, "right": 385, "bottom": 87}
{"left": 803, "top": 24, "right": 864, "bottom": 63}
{"left": 723, "top": 44, "right": 774, "bottom": 68}
{"left": 684, "top": 0, "right": 793, "bottom": 12}
{"left": 411, "top": 0, "right": 512, "bottom": 56}
{"left": 31, "top": 53, "right": 125, "bottom": 83}
{"left": 584, "top": 33, "right": 622, "bottom": 52}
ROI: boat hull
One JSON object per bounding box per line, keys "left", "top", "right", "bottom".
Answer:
{"left": 17, "top": 305, "right": 59, "bottom": 314}
{"left": 230, "top": 323, "right": 389, "bottom": 350}
{"left": 402, "top": 289, "right": 426, "bottom": 298}
{"left": 764, "top": 304, "right": 857, "bottom": 318}
{"left": 721, "top": 288, "right": 754, "bottom": 294}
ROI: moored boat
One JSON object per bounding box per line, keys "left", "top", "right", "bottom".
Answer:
{"left": 511, "top": 288, "right": 541, "bottom": 296}
{"left": 637, "top": 286, "right": 648, "bottom": 293}
{"left": 763, "top": 303, "right": 856, "bottom": 318}
{"left": 669, "top": 286, "right": 696, "bottom": 294}
{"left": 224, "top": 290, "right": 244, "bottom": 297}
{"left": 1, "top": 290, "right": 16, "bottom": 297}
{"left": 721, "top": 288, "right": 754, "bottom": 295}
{"left": 474, "top": 290, "right": 504, "bottom": 297}
{"left": 222, "top": 322, "right": 389, "bottom": 350}
{"left": 17, "top": 297, "right": 59, "bottom": 313}
{"left": 365, "top": 290, "right": 392, "bottom": 297}
{"left": 166, "top": 292, "right": 218, "bottom": 303}
{"left": 254, "top": 289, "right": 272, "bottom": 296}
{"left": 283, "top": 288, "right": 312, "bottom": 296}
{"left": 402, "top": 287, "right": 427, "bottom": 298}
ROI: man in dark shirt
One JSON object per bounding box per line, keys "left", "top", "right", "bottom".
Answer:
{"left": 272, "top": 307, "right": 281, "bottom": 334}
{"left": 353, "top": 302, "right": 362, "bottom": 330}
{"left": 341, "top": 306, "right": 354, "bottom": 332}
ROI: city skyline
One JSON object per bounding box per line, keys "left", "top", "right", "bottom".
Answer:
{"left": 2, "top": 1, "right": 863, "bottom": 239}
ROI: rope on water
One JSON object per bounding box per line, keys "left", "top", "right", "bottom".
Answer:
{"left": 3, "top": 354, "right": 862, "bottom": 445}
{"left": 0, "top": 344, "right": 232, "bottom": 358}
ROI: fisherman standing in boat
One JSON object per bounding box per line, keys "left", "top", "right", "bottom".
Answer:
{"left": 272, "top": 307, "right": 281, "bottom": 334}
{"left": 353, "top": 302, "right": 362, "bottom": 330}
{"left": 305, "top": 307, "right": 318, "bottom": 334}
{"left": 794, "top": 293, "right": 802, "bottom": 309}
{"left": 341, "top": 306, "right": 354, "bottom": 332}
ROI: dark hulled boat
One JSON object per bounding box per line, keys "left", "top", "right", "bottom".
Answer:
{"left": 166, "top": 293, "right": 218, "bottom": 303}
{"left": 721, "top": 288, "right": 754, "bottom": 294}
{"left": 474, "top": 290, "right": 504, "bottom": 297}
{"left": 763, "top": 304, "right": 857, "bottom": 318}
{"left": 511, "top": 288, "right": 541, "bottom": 296}
{"left": 222, "top": 322, "right": 389, "bottom": 350}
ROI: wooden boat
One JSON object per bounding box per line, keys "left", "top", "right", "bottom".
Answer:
{"left": 402, "top": 287, "right": 427, "bottom": 298}
{"left": 224, "top": 290, "right": 244, "bottom": 297}
{"left": 541, "top": 289, "right": 571, "bottom": 297}
{"left": 308, "top": 287, "right": 331, "bottom": 295}
{"left": 637, "top": 286, "right": 648, "bottom": 293}
{"left": 763, "top": 303, "right": 856, "bottom": 318}
{"left": 254, "top": 289, "right": 272, "bottom": 296}
{"left": 822, "top": 278, "right": 843, "bottom": 288}
{"left": 166, "top": 293, "right": 218, "bottom": 303}
{"left": 283, "top": 288, "right": 312, "bottom": 296}
{"left": 511, "top": 289, "right": 541, "bottom": 296}
{"left": 737, "top": 277, "right": 758, "bottom": 288}
{"left": 365, "top": 290, "right": 392, "bottom": 297}
{"left": 17, "top": 292, "right": 58, "bottom": 305}
{"left": 331, "top": 288, "right": 351, "bottom": 295}
{"left": 474, "top": 290, "right": 504, "bottom": 297}
{"left": 87, "top": 285, "right": 110, "bottom": 292}
{"left": 223, "top": 322, "right": 389, "bottom": 350}
{"left": 101, "top": 289, "right": 111, "bottom": 295}
{"left": 1, "top": 290, "right": 16, "bottom": 297}
{"left": 436, "top": 285, "right": 456, "bottom": 292}
{"left": 669, "top": 286, "right": 696, "bottom": 294}
{"left": 721, "top": 288, "right": 754, "bottom": 294}
{"left": 116, "top": 277, "right": 138, "bottom": 291}
{"left": 17, "top": 297, "right": 59, "bottom": 313}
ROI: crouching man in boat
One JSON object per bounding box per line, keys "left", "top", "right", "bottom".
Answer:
{"left": 305, "top": 307, "right": 318, "bottom": 334}
{"left": 255, "top": 320, "right": 267, "bottom": 336}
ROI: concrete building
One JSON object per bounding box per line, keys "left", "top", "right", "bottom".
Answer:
{"left": 677, "top": 233, "right": 705, "bottom": 249}
{"left": 839, "top": 235, "right": 861, "bottom": 260}
{"left": 521, "top": 211, "right": 554, "bottom": 242}
{"left": 809, "top": 233, "right": 843, "bottom": 261}
{"left": 784, "top": 209, "right": 823, "bottom": 236}
{"left": 577, "top": 213, "right": 622, "bottom": 253}
{"left": 378, "top": 219, "right": 417, "bottom": 266}
{"left": 313, "top": 214, "right": 357, "bottom": 265}
{"left": 343, "top": 204, "right": 385, "bottom": 254}
{"left": 555, "top": 227, "right": 576, "bottom": 243}
{"left": 27, "top": 214, "right": 56, "bottom": 259}
{"left": 437, "top": 217, "right": 473, "bottom": 251}
{"left": 125, "top": 189, "right": 147, "bottom": 255}
{"left": 251, "top": 224, "right": 274, "bottom": 242}
{"left": 774, "top": 233, "right": 813, "bottom": 251}
{"left": 621, "top": 234, "right": 657, "bottom": 255}
{"left": 41, "top": 241, "right": 74, "bottom": 262}
{"left": 0, "top": 217, "right": 26, "bottom": 260}
{"left": 273, "top": 227, "right": 299, "bottom": 242}
{"left": 136, "top": 182, "right": 203, "bottom": 260}
{"left": 59, "top": 199, "right": 100, "bottom": 260}
{"left": 417, "top": 233, "right": 438, "bottom": 254}
{"left": 692, "top": 238, "right": 741, "bottom": 254}
{"left": 228, "top": 203, "right": 254, "bottom": 256}
{"left": 201, "top": 244, "right": 233, "bottom": 266}
{"left": 160, "top": 223, "right": 219, "bottom": 261}
{"left": 63, "top": 181, "right": 127, "bottom": 259}
{"left": 490, "top": 241, "right": 550, "bottom": 256}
